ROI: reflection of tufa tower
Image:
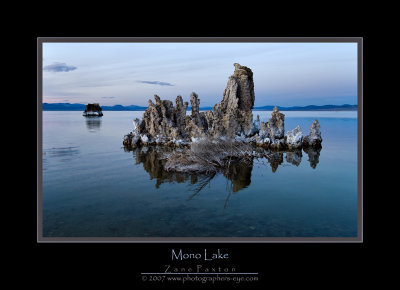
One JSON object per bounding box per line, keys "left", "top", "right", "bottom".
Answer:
{"left": 85, "top": 117, "right": 102, "bottom": 132}
{"left": 223, "top": 161, "right": 253, "bottom": 192}
{"left": 83, "top": 103, "right": 103, "bottom": 117}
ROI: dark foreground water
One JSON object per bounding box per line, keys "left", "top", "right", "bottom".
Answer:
{"left": 42, "top": 111, "right": 358, "bottom": 237}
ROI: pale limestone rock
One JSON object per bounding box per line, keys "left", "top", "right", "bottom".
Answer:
{"left": 286, "top": 125, "right": 303, "bottom": 149}
{"left": 209, "top": 63, "right": 255, "bottom": 137}
{"left": 184, "top": 92, "right": 208, "bottom": 138}
{"left": 303, "top": 119, "right": 322, "bottom": 148}
{"left": 267, "top": 106, "right": 285, "bottom": 140}
{"left": 256, "top": 107, "right": 285, "bottom": 148}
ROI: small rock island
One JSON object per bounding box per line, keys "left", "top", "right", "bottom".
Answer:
{"left": 123, "top": 63, "right": 322, "bottom": 173}
{"left": 83, "top": 103, "right": 103, "bottom": 117}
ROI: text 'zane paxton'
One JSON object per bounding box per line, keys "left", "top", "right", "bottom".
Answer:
{"left": 172, "top": 249, "right": 229, "bottom": 261}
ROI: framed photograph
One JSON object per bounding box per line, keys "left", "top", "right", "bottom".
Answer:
{"left": 38, "top": 37, "right": 362, "bottom": 243}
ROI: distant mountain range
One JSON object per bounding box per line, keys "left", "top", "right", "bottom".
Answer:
{"left": 253, "top": 104, "right": 357, "bottom": 111}
{"left": 42, "top": 103, "right": 148, "bottom": 111}
{"left": 42, "top": 103, "right": 357, "bottom": 111}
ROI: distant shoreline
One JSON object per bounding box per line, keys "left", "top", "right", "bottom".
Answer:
{"left": 43, "top": 103, "right": 357, "bottom": 112}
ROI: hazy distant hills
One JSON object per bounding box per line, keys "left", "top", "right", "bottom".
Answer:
{"left": 43, "top": 103, "right": 357, "bottom": 111}
{"left": 42, "top": 103, "right": 148, "bottom": 111}
{"left": 253, "top": 104, "right": 357, "bottom": 111}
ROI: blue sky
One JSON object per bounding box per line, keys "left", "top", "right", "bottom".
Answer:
{"left": 42, "top": 42, "right": 358, "bottom": 107}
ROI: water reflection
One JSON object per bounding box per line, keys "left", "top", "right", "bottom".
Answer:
{"left": 85, "top": 117, "right": 102, "bottom": 132}
{"left": 285, "top": 150, "right": 302, "bottom": 166}
{"left": 43, "top": 146, "right": 80, "bottom": 169}
{"left": 265, "top": 152, "right": 283, "bottom": 173}
{"left": 132, "top": 146, "right": 197, "bottom": 189}
{"left": 223, "top": 160, "right": 253, "bottom": 192}
{"left": 43, "top": 146, "right": 80, "bottom": 159}
{"left": 303, "top": 147, "right": 321, "bottom": 169}
{"left": 127, "top": 146, "right": 321, "bottom": 194}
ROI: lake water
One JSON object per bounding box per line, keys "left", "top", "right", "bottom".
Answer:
{"left": 41, "top": 111, "right": 358, "bottom": 238}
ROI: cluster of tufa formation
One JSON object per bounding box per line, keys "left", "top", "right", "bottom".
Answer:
{"left": 83, "top": 103, "right": 103, "bottom": 117}
{"left": 123, "top": 63, "right": 322, "bottom": 150}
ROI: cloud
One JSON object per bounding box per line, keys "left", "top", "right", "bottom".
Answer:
{"left": 101, "top": 96, "right": 116, "bottom": 99}
{"left": 43, "top": 62, "right": 77, "bottom": 72}
{"left": 137, "top": 80, "right": 174, "bottom": 86}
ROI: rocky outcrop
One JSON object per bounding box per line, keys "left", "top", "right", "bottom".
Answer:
{"left": 254, "top": 106, "right": 286, "bottom": 149}
{"left": 303, "top": 120, "right": 322, "bottom": 148}
{"left": 123, "top": 95, "right": 189, "bottom": 147}
{"left": 185, "top": 92, "right": 208, "bottom": 139}
{"left": 209, "top": 63, "right": 255, "bottom": 137}
{"left": 124, "top": 63, "right": 257, "bottom": 147}
{"left": 123, "top": 63, "right": 322, "bottom": 151}
{"left": 141, "top": 95, "right": 186, "bottom": 141}
{"left": 266, "top": 106, "right": 285, "bottom": 139}
{"left": 286, "top": 125, "right": 303, "bottom": 149}
{"left": 83, "top": 103, "right": 103, "bottom": 116}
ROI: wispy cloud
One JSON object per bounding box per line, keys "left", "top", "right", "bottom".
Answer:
{"left": 137, "top": 80, "right": 174, "bottom": 86}
{"left": 44, "top": 62, "right": 77, "bottom": 72}
{"left": 101, "top": 96, "right": 116, "bottom": 99}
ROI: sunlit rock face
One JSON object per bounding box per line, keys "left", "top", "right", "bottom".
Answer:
{"left": 123, "top": 63, "right": 322, "bottom": 151}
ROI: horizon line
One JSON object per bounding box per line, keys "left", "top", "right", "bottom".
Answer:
{"left": 42, "top": 102, "right": 358, "bottom": 107}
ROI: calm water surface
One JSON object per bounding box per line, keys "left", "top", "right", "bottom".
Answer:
{"left": 42, "top": 111, "right": 358, "bottom": 237}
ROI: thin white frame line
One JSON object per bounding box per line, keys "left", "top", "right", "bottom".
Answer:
{"left": 141, "top": 273, "right": 259, "bottom": 275}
